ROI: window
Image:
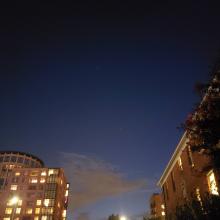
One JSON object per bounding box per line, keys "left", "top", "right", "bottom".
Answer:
{"left": 35, "top": 208, "right": 40, "bottom": 214}
{"left": 162, "top": 211, "right": 165, "bottom": 216}
{"left": 26, "top": 208, "right": 33, "bottom": 214}
{"left": 11, "top": 156, "right": 17, "bottom": 162}
{"left": 40, "top": 178, "right": 45, "bottom": 183}
{"left": 178, "top": 157, "right": 183, "bottom": 170}
{"left": 17, "top": 157, "right": 24, "bottom": 163}
{"left": 187, "top": 146, "right": 194, "bottom": 167}
{"left": 65, "top": 190, "right": 68, "bottom": 197}
{"left": 30, "top": 178, "right": 38, "bottom": 183}
{"left": 30, "top": 171, "right": 38, "bottom": 176}
{"left": 62, "top": 210, "right": 67, "bottom": 217}
{"left": 42, "top": 207, "right": 53, "bottom": 215}
{"left": 207, "top": 170, "right": 219, "bottom": 195}
{"left": 161, "top": 204, "right": 165, "bottom": 209}
{"left": 10, "top": 184, "right": 18, "bottom": 190}
{"left": 44, "top": 199, "right": 55, "bottom": 207}
{"left": 34, "top": 217, "right": 39, "bottom": 220}
{"left": 5, "top": 208, "right": 13, "bottom": 214}
{"left": 3, "top": 218, "right": 10, "bottom": 220}
{"left": 48, "top": 169, "right": 58, "bottom": 176}
{"left": 16, "top": 208, "right": 21, "bottom": 214}
{"left": 36, "top": 200, "right": 42, "bottom": 206}
{"left": 18, "top": 200, "right": 22, "bottom": 206}
{"left": 41, "top": 216, "right": 47, "bottom": 220}
{"left": 41, "top": 171, "right": 47, "bottom": 176}
{"left": 15, "top": 172, "right": 21, "bottom": 176}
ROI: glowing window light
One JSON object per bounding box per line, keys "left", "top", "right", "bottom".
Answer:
{"left": 207, "top": 170, "right": 219, "bottom": 195}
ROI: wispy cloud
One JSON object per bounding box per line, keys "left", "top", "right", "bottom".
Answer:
{"left": 60, "top": 152, "right": 147, "bottom": 213}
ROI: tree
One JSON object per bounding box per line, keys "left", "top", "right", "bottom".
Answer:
{"left": 175, "top": 194, "right": 220, "bottom": 220}
{"left": 181, "top": 63, "right": 220, "bottom": 170}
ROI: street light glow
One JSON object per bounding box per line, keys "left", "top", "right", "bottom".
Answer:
{"left": 9, "top": 196, "right": 19, "bottom": 205}
{"left": 120, "top": 216, "right": 127, "bottom": 220}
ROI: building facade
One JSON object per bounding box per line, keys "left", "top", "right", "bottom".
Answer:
{"left": 0, "top": 151, "right": 69, "bottom": 220}
{"left": 157, "top": 133, "right": 220, "bottom": 220}
{"left": 149, "top": 193, "right": 165, "bottom": 219}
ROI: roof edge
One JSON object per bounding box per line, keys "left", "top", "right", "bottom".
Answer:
{"left": 157, "top": 132, "right": 187, "bottom": 187}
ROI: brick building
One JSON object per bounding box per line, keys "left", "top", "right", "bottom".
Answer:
{"left": 149, "top": 193, "right": 165, "bottom": 219}
{"left": 0, "top": 151, "right": 69, "bottom": 220}
{"left": 157, "top": 133, "right": 220, "bottom": 220}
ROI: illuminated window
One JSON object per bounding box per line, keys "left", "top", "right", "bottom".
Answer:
{"left": 5, "top": 208, "right": 12, "bottom": 214}
{"left": 34, "top": 217, "right": 39, "bottom": 220}
{"left": 178, "top": 157, "right": 183, "bottom": 170}
{"left": 40, "top": 178, "right": 45, "bottom": 183}
{"left": 196, "top": 188, "right": 202, "bottom": 201}
{"left": 30, "top": 178, "right": 38, "bottom": 183}
{"left": 67, "top": 183, "right": 69, "bottom": 189}
{"left": 26, "top": 208, "right": 33, "bottom": 214}
{"left": 41, "top": 216, "right": 47, "bottom": 220}
{"left": 35, "top": 208, "right": 40, "bottom": 214}
{"left": 36, "top": 200, "right": 42, "bottom": 206}
{"left": 162, "top": 211, "right": 165, "bottom": 216}
{"left": 187, "top": 146, "right": 194, "bottom": 167}
{"left": 161, "top": 204, "right": 165, "bottom": 209}
{"left": 62, "top": 210, "right": 67, "bottom": 217}
{"left": 3, "top": 218, "right": 10, "bottom": 220}
{"left": 207, "top": 170, "right": 219, "bottom": 195}
{"left": 16, "top": 208, "right": 21, "bottom": 214}
{"left": 41, "top": 171, "right": 47, "bottom": 176}
{"left": 10, "top": 185, "right": 18, "bottom": 190}
{"left": 14, "top": 218, "right": 19, "bottom": 220}
{"left": 48, "top": 169, "right": 58, "bottom": 176}
{"left": 60, "top": 179, "right": 63, "bottom": 185}
{"left": 18, "top": 200, "right": 22, "bottom": 206}
{"left": 15, "top": 172, "right": 21, "bottom": 176}
{"left": 65, "top": 190, "right": 69, "bottom": 197}
{"left": 44, "top": 199, "right": 49, "bottom": 207}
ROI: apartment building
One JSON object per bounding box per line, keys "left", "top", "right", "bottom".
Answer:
{"left": 149, "top": 193, "right": 165, "bottom": 219}
{"left": 157, "top": 133, "right": 219, "bottom": 220}
{"left": 0, "top": 151, "right": 69, "bottom": 220}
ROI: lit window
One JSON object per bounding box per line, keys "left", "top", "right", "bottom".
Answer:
{"left": 62, "top": 210, "right": 67, "bottom": 217}
{"left": 15, "top": 172, "right": 20, "bottom": 176}
{"left": 34, "top": 217, "right": 39, "bottom": 220}
{"left": 10, "top": 185, "right": 18, "bottom": 190}
{"left": 41, "top": 171, "right": 47, "bottom": 176}
{"left": 162, "top": 211, "right": 165, "bottom": 216}
{"left": 16, "top": 208, "right": 21, "bottom": 214}
{"left": 178, "top": 157, "right": 183, "bottom": 170}
{"left": 40, "top": 178, "right": 45, "bottom": 183}
{"left": 3, "top": 218, "right": 10, "bottom": 220}
{"left": 67, "top": 183, "right": 69, "bottom": 189}
{"left": 196, "top": 188, "right": 201, "bottom": 201}
{"left": 65, "top": 190, "right": 68, "bottom": 197}
{"left": 30, "top": 178, "right": 38, "bottom": 183}
{"left": 61, "top": 179, "right": 63, "bottom": 185}
{"left": 187, "top": 146, "right": 194, "bottom": 167}
{"left": 15, "top": 218, "right": 19, "bottom": 220}
{"left": 44, "top": 199, "right": 49, "bottom": 207}
{"left": 35, "top": 208, "right": 40, "bottom": 214}
{"left": 207, "top": 170, "right": 219, "bottom": 195}
{"left": 57, "top": 202, "right": 60, "bottom": 208}
{"left": 26, "top": 208, "right": 33, "bottom": 214}
{"left": 41, "top": 216, "right": 47, "bottom": 220}
{"left": 36, "top": 200, "right": 42, "bottom": 206}
{"left": 18, "top": 200, "right": 22, "bottom": 206}
{"left": 161, "top": 204, "right": 165, "bottom": 209}
{"left": 5, "top": 208, "right": 12, "bottom": 214}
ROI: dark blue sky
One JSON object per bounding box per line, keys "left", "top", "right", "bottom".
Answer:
{"left": 1, "top": 1, "right": 220, "bottom": 219}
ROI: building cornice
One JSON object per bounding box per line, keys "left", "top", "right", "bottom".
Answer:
{"left": 157, "top": 132, "right": 187, "bottom": 187}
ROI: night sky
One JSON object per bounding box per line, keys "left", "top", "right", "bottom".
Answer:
{"left": 1, "top": 1, "right": 220, "bottom": 220}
